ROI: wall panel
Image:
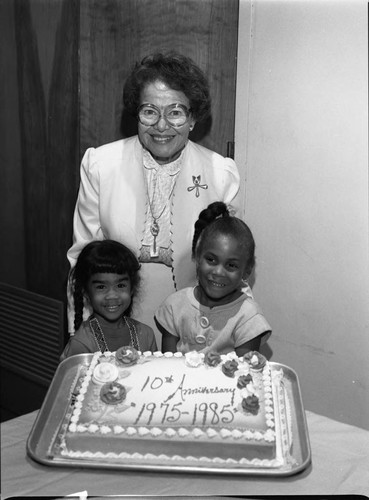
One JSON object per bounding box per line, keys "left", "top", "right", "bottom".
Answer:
{"left": 236, "top": 0, "right": 369, "bottom": 430}
{"left": 5, "top": 0, "right": 79, "bottom": 304}
{"left": 80, "top": 0, "right": 239, "bottom": 157}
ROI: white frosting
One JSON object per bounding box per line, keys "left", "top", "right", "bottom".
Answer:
{"left": 184, "top": 351, "right": 204, "bottom": 367}
{"left": 92, "top": 362, "right": 119, "bottom": 384}
{"left": 56, "top": 351, "right": 292, "bottom": 469}
{"left": 66, "top": 352, "right": 278, "bottom": 441}
{"left": 60, "top": 447, "right": 285, "bottom": 468}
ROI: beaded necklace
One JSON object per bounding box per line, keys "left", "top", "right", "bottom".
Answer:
{"left": 89, "top": 316, "right": 140, "bottom": 352}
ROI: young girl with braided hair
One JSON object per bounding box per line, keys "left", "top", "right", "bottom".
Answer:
{"left": 60, "top": 240, "right": 157, "bottom": 360}
{"left": 155, "top": 202, "right": 271, "bottom": 356}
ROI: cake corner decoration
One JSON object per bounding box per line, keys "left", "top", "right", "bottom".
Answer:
{"left": 221, "top": 358, "right": 239, "bottom": 378}
{"left": 115, "top": 346, "right": 140, "bottom": 366}
{"left": 243, "top": 351, "right": 267, "bottom": 371}
{"left": 241, "top": 394, "right": 260, "bottom": 415}
{"left": 204, "top": 351, "right": 222, "bottom": 367}
{"left": 100, "top": 381, "right": 127, "bottom": 405}
{"left": 49, "top": 349, "right": 293, "bottom": 470}
{"left": 92, "top": 362, "right": 119, "bottom": 384}
{"left": 184, "top": 350, "right": 204, "bottom": 367}
{"left": 237, "top": 373, "right": 253, "bottom": 389}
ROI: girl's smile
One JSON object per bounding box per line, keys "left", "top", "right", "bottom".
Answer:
{"left": 195, "top": 234, "right": 248, "bottom": 308}
{"left": 85, "top": 272, "right": 132, "bottom": 324}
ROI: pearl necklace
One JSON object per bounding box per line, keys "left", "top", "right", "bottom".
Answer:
{"left": 89, "top": 316, "right": 140, "bottom": 352}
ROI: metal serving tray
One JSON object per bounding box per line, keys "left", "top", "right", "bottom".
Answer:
{"left": 27, "top": 354, "right": 311, "bottom": 476}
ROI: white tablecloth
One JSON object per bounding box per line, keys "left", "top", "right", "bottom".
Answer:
{"left": 1, "top": 410, "right": 369, "bottom": 497}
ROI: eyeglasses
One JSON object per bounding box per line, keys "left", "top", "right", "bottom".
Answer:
{"left": 137, "top": 103, "right": 191, "bottom": 127}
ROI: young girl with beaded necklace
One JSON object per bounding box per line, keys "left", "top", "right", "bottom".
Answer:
{"left": 155, "top": 202, "right": 271, "bottom": 356}
{"left": 60, "top": 240, "right": 157, "bottom": 360}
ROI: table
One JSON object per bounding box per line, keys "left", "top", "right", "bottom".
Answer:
{"left": 1, "top": 409, "right": 369, "bottom": 497}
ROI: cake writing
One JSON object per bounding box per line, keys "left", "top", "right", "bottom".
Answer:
{"left": 140, "top": 373, "right": 235, "bottom": 405}
{"left": 133, "top": 401, "right": 235, "bottom": 426}
{"left": 86, "top": 353, "right": 265, "bottom": 429}
{"left": 129, "top": 373, "right": 238, "bottom": 426}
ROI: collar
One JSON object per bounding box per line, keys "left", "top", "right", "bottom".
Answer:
{"left": 142, "top": 147, "right": 184, "bottom": 176}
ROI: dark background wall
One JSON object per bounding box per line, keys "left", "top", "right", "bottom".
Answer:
{"left": 0, "top": 0, "right": 239, "bottom": 420}
{"left": 1, "top": 0, "right": 80, "bottom": 305}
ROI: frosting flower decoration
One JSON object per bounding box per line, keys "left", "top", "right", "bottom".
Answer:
{"left": 185, "top": 350, "right": 204, "bottom": 367}
{"left": 115, "top": 346, "right": 139, "bottom": 366}
{"left": 237, "top": 373, "right": 253, "bottom": 389}
{"left": 93, "top": 362, "right": 119, "bottom": 384}
{"left": 241, "top": 394, "right": 260, "bottom": 415}
{"left": 243, "top": 351, "right": 267, "bottom": 371}
{"left": 100, "top": 381, "right": 126, "bottom": 405}
{"left": 221, "top": 359, "right": 239, "bottom": 378}
{"left": 240, "top": 382, "right": 257, "bottom": 398}
{"left": 204, "top": 351, "right": 222, "bottom": 367}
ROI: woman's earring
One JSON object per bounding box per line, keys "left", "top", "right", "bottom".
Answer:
{"left": 241, "top": 278, "right": 249, "bottom": 287}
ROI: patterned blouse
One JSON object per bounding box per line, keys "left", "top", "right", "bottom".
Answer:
{"left": 140, "top": 148, "right": 182, "bottom": 266}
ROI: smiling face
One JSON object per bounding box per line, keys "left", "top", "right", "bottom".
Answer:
{"left": 196, "top": 233, "right": 248, "bottom": 308}
{"left": 138, "top": 80, "right": 195, "bottom": 164}
{"left": 85, "top": 272, "right": 132, "bottom": 324}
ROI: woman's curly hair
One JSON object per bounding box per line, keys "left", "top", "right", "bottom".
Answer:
{"left": 71, "top": 240, "right": 141, "bottom": 332}
{"left": 123, "top": 51, "right": 211, "bottom": 123}
{"left": 192, "top": 201, "right": 255, "bottom": 277}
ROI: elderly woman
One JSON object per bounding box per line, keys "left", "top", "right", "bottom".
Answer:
{"left": 67, "top": 52, "right": 242, "bottom": 346}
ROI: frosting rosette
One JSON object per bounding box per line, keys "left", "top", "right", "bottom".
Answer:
{"left": 92, "top": 362, "right": 119, "bottom": 384}
{"left": 204, "top": 351, "right": 222, "bottom": 367}
{"left": 241, "top": 394, "right": 260, "bottom": 415}
{"left": 221, "top": 359, "right": 239, "bottom": 378}
{"left": 100, "top": 381, "right": 126, "bottom": 405}
{"left": 115, "top": 346, "right": 139, "bottom": 366}
{"left": 184, "top": 350, "right": 204, "bottom": 367}
{"left": 237, "top": 373, "right": 253, "bottom": 389}
{"left": 243, "top": 351, "right": 267, "bottom": 371}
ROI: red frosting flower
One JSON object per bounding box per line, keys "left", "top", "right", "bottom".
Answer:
{"left": 115, "top": 346, "right": 139, "bottom": 366}
{"left": 237, "top": 373, "right": 253, "bottom": 389}
{"left": 222, "top": 359, "right": 239, "bottom": 377}
{"left": 100, "top": 381, "right": 126, "bottom": 405}
{"left": 241, "top": 394, "right": 260, "bottom": 415}
{"left": 204, "top": 351, "right": 222, "bottom": 367}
